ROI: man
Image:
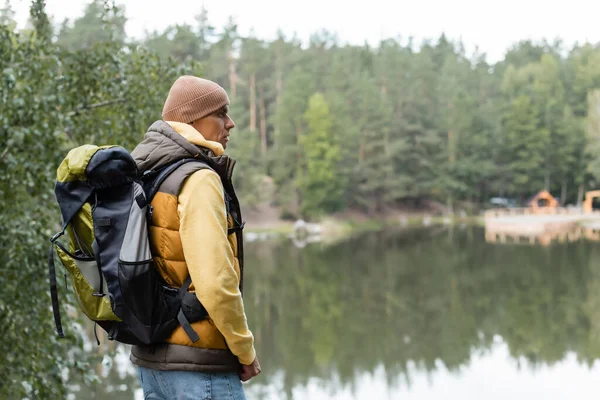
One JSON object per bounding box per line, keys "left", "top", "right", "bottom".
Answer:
{"left": 129, "top": 75, "right": 261, "bottom": 399}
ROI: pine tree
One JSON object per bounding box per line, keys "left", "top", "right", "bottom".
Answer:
{"left": 271, "top": 66, "right": 315, "bottom": 217}
{"left": 144, "top": 24, "right": 202, "bottom": 62}
{"left": 586, "top": 90, "right": 600, "bottom": 180}
{"left": 56, "top": 0, "right": 126, "bottom": 50}
{"left": 0, "top": 0, "right": 16, "bottom": 31}
{"left": 400, "top": 46, "right": 443, "bottom": 199}
{"left": 502, "top": 95, "right": 549, "bottom": 198}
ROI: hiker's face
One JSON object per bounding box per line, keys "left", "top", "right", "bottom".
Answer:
{"left": 191, "top": 106, "right": 235, "bottom": 149}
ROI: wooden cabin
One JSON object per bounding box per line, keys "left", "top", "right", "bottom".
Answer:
{"left": 527, "top": 190, "right": 558, "bottom": 209}
{"left": 583, "top": 190, "right": 600, "bottom": 213}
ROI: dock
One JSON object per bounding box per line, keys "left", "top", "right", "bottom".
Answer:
{"left": 484, "top": 207, "right": 600, "bottom": 246}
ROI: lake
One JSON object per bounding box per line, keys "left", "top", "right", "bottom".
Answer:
{"left": 72, "top": 225, "right": 600, "bottom": 399}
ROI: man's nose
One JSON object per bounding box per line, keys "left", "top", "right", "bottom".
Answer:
{"left": 226, "top": 115, "right": 235, "bottom": 129}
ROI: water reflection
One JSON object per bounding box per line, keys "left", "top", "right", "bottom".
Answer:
{"left": 485, "top": 223, "right": 600, "bottom": 246}
{"left": 75, "top": 225, "right": 600, "bottom": 399}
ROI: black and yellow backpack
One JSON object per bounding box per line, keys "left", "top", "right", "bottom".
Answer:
{"left": 48, "top": 144, "right": 211, "bottom": 345}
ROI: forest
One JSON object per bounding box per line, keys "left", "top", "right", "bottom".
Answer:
{"left": 2, "top": 0, "right": 600, "bottom": 397}
{"left": 7, "top": 0, "right": 600, "bottom": 218}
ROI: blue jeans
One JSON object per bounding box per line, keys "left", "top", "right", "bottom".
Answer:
{"left": 137, "top": 366, "right": 247, "bottom": 400}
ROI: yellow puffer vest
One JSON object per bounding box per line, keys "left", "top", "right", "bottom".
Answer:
{"left": 149, "top": 163, "right": 241, "bottom": 350}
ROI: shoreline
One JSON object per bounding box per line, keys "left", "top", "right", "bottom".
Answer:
{"left": 244, "top": 209, "right": 600, "bottom": 244}
{"left": 243, "top": 213, "right": 485, "bottom": 242}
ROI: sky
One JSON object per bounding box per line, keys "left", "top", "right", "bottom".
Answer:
{"left": 11, "top": 0, "right": 600, "bottom": 63}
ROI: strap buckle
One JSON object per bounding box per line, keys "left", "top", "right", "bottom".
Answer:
{"left": 50, "top": 231, "right": 64, "bottom": 243}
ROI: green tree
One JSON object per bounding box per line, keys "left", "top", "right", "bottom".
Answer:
{"left": 0, "top": 0, "right": 15, "bottom": 30}
{"left": 272, "top": 66, "right": 315, "bottom": 217}
{"left": 434, "top": 41, "right": 476, "bottom": 209}
{"left": 203, "top": 17, "right": 238, "bottom": 90}
{"left": 353, "top": 74, "right": 402, "bottom": 214}
{"left": 236, "top": 34, "right": 272, "bottom": 158}
{"left": 566, "top": 44, "right": 600, "bottom": 117}
{"left": 501, "top": 95, "right": 548, "bottom": 197}
{"left": 586, "top": 90, "right": 600, "bottom": 181}
{"left": 144, "top": 24, "right": 202, "bottom": 62}
{"left": 400, "top": 46, "right": 443, "bottom": 200}
{"left": 300, "top": 93, "right": 342, "bottom": 217}
{"left": 56, "top": 0, "right": 126, "bottom": 50}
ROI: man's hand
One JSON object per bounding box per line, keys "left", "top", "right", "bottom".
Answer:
{"left": 239, "top": 357, "right": 261, "bottom": 382}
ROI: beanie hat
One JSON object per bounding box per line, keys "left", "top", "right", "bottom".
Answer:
{"left": 162, "top": 76, "right": 230, "bottom": 123}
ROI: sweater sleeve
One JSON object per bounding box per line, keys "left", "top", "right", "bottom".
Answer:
{"left": 177, "top": 169, "right": 256, "bottom": 365}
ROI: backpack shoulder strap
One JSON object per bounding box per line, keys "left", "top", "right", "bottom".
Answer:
{"left": 142, "top": 159, "right": 212, "bottom": 203}
{"left": 158, "top": 160, "right": 214, "bottom": 198}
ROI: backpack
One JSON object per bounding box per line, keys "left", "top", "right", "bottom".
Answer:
{"left": 48, "top": 144, "right": 214, "bottom": 346}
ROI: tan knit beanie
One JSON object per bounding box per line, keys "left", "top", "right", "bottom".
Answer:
{"left": 162, "top": 76, "right": 230, "bottom": 123}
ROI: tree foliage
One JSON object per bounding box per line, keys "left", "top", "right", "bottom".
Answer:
{"left": 56, "top": 0, "right": 126, "bottom": 51}
{"left": 33, "top": 1, "right": 600, "bottom": 215}
{"left": 300, "top": 93, "right": 342, "bottom": 217}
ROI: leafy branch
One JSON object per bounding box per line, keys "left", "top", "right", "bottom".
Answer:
{"left": 66, "top": 98, "right": 126, "bottom": 117}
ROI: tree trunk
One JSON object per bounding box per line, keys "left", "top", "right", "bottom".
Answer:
{"left": 448, "top": 129, "right": 455, "bottom": 164}
{"left": 249, "top": 73, "right": 256, "bottom": 132}
{"left": 295, "top": 124, "right": 303, "bottom": 217}
{"left": 228, "top": 50, "right": 237, "bottom": 100}
{"left": 448, "top": 101, "right": 456, "bottom": 164}
{"left": 359, "top": 140, "right": 365, "bottom": 164}
{"left": 578, "top": 183, "right": 584, "bottom": 206}
{"left": 276, "top": 67, "right": 283, "bottom": 106}
{"left": 259, "top": 86, "right": 267, "bottom": 157}
{"left": 479, "top": 181, "right": 487, "bottom": 206}
{"left": 274, "top": 53, "right": 283, "bottom": 144}
{"left": 560, "top": 179, "right": 567, "bottom": 206}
